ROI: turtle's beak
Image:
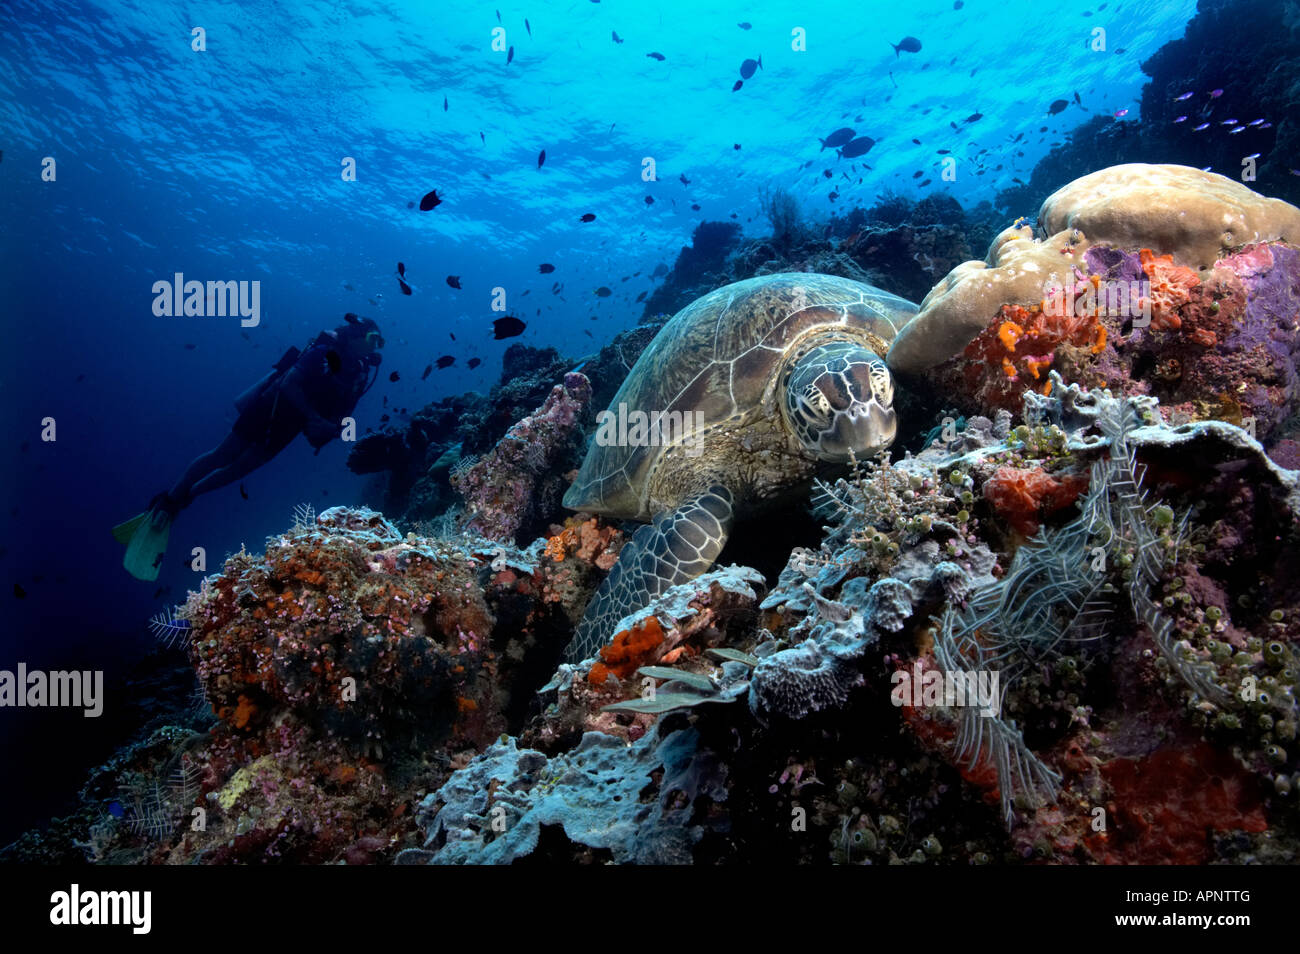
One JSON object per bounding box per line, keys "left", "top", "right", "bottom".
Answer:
{"left": 816, "top": 400, "right": 897, "bottom": 462}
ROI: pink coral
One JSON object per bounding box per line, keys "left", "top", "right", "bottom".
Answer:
{"left": 452, "top": 372, "right": 592, "bottom": 542}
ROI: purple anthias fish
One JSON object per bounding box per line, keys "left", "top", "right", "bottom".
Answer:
{"left": 1174, "top": 91, "right": 1193, "bottom": 101}
{"left": 1209, "top": 88, "right": 1223, "bottom": 98}
{"left": 1230, "top": 126, "right": 1246, "bottom": 134}
{"left": 1221, "top": 119, "right": 1238, "bottom": 125}
{"left": 1193, "top": 122, "right": 1210, "bottom": 131}
{"left": 1173, "top": 115, "right": 1187, "bottom": 123}
{"left": 1248, "top": 118, "right": 1265, "bottom": 126}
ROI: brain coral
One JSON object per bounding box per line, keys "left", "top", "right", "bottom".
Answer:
{"left": 887, "top": 164, "right": 1300, "bottom": 375}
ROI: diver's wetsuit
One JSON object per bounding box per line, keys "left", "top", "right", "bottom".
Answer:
{"left": 157, "top": 321, "right": 381, "bottom": 514}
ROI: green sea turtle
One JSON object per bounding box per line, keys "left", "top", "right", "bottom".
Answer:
{"left": 563, "top": 272, "right": 918, "bottom": 661}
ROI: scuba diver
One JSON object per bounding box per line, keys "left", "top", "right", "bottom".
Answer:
{"left": 113, "top": 313, "right": 385, "bottom": 581}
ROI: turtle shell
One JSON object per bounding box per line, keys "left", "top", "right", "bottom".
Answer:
{"left": 564, "top": 272, "right": 917, "bottom": 518}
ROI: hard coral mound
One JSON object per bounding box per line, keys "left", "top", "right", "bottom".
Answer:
{"left": 888, "top": 164, "right": 1300, "bottom": 376}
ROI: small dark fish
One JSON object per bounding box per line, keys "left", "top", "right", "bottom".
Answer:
{"left": 911, "top": 137, "right": 921, "bottom": 145}
{"left": 1048, "top": 99, "right": 1068, "bottom": 115}
{"left": 1039, "top": 125, "right": 1048, "bottom": 132}
{"left": 954, "top": 0, "right": 963, "bottom": 7}
{"left": 690, "top": 203, "right": 700, "bottom": 211}
{"left": 646, "top": 52, "right": 665, "bottom": 61}
{"left": 446, "top": 275, "right": 461, "bottom": 289}
{"left": 920, "top": 178, "right": 931, "bottom": 186}
{"left": 398, "top": 277, "right": 413, "bottom": 295}
{"left": 937, "top": 148, "right": 950, "bottom": 154}
{"left": 740, "top": 56, "right": 761, "bottom": 79}
{"left": 679, "top": 173, "right": 690, "bottom": 186}
{"left": 823, "top": 169, "right": 832, "bottom": 178}
{"left": 468, "top": 357, "right": 482, "bottom": 369}
{"left": 389, "top": 371, "right": 400, "bottom": 382}
{"left": 450, "top": 332, "right": 456, "bottom": 340}
{"left": 1073, "top": 91, "right": 1082, "bottom": 106}
{"left": 493, "top": 315, "right": 527, "bottom": 339}
{"left": 239, "top": 483, "right": 249, "bottom": 500}
{"left": 397, "top": 262, "right": 406, "bottom": 278}
{"left": 380, "top": 414, "right": 390, "bottom": 422}
{"left": 419, "top": 189, "right": 442, "bottom": 211}
{"left": 636, "top": 291, "right": 647, "bottom": 302}
{"left": 436, "top": 355, "right": 455, "bottom": 369}
{"left": 443, "top": 95, "right": 448, "bottom": 111}
{"left": 738, "top": 21, "right": 751, "bottom": 29}
{"left": 644, "top": 195, "right": 654, "bottom": 205}
{"left": 1114, "top": 48, "right": 1126, "bottom": 54}
{"left": 480, "top": 131, "right": 485, "bottom": 145}
{"left": 580, "top": 212, "right": 596, "bottom": 222}
{"left": 837, "top": 136, "right": 875, "bottom": 159}
{"left": 819, "top": 127, "right": 855, "bottom": 151}
{"left": 965, "top": 111, "right": 983, "bottom": 123}
{"left": 13, "top": 583, "right": 26, "bottom": 599}
{"left": 891, "top": 36, "right": 921, "bottom": 57}
{"left": 732, "top": 80, "right": 743, "bottom": 92}
{"left": 595, "top": 286, "right": 612, "bottom": 297}
{"left": 912, "top": 170, "right": 922, "bottom": 178}
{"left": 525, "top": 18, "right": 531, "bottom": 36}
{"left": 733, "top": 143, "right": 741, "bottom": 150}
{"left": 495, "top": 9, "right": 500, "bottom": 21}
{"left": 538, "top": 149, "right": 546, "bottom": 169}
{"left": 75, "top": 373, "right": 85, "bottom": 382}
{"left": 828, "top": 190, "right": 839, "bottom": 202}
{"left": 421, "top": 364, "right": 432, "bottom": 380}
{"left": 538, "top": 263, "right": 555, "bottom": 273}
{"left": 612, "top": 30, "right": 623, "bottom": 44}
{"left": 184, "top": 343, "right": 196, "bottom": 350}
{"left": 507, "top": 45, "right": 514, "bottom": 64}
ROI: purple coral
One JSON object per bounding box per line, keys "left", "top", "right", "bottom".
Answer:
{"left": 452, "top": 372, "right": 592, "bottom": 542}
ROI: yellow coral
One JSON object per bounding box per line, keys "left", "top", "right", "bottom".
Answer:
{"left": 216, "top": 756, "right": 274, "bottom": 812}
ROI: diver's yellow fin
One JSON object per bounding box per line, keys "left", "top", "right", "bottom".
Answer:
{"left": 121, "top": 510, "right": 173, "bottom": 582}
{"left": 112, "top": 512, "right": 148, "bottom": 544}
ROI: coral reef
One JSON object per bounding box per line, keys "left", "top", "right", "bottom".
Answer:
{"left": 451, "top": 372, "right": 592, "bottom": 543}
{"left": 398, "top": 724, "right": 728, "bottom": 865}
{"left": 891, "top": 166, "right": 1300, "bottom": 458}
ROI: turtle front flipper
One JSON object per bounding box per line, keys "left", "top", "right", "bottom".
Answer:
{"left": 564, "top": 486, "right": 735, "bottom": 663}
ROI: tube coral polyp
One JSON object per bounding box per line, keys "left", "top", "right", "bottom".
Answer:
{"left": 963, "top": 303, "right": 1107, "bottom": 409}
{"left": 1139, "top": 248, "right": 1200, "bottom": 331}
{"left": 588, "top": 616, "right": 666, "bottom": 685}
{"left": 983, "top": 465, "right": 1090, "bottom": 535}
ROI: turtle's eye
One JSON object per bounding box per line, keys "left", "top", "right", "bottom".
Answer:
{"left": 799, "top": 385, "right": 832, "bottom": 424}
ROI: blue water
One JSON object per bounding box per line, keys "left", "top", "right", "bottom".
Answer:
{"left": 0, "top": 0, "right": 1197, "bottom": 836}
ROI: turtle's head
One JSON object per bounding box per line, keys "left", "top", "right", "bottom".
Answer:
{"left": 783, "top": 340, "right": 896, "bottom": 463}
